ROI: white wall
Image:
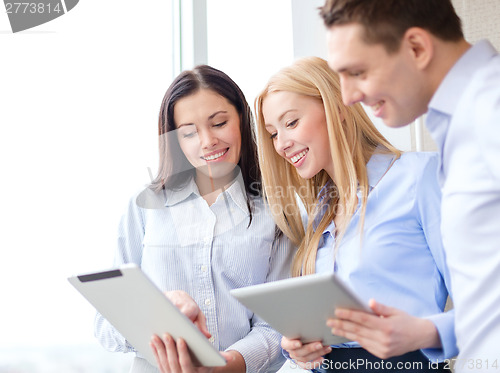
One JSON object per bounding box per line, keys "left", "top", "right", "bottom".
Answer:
{"left": 453, "top": 0, "right": 500, "bottom": 50}
{"left": 291, "top": 0, "right": 327, "bottom": 59}
{"left": 205, "top": 0, "right": 294, "bottom": 106}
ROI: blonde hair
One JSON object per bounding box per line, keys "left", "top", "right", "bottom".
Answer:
{"left": 255, "top": 56, "right": 401, "bottom": 276}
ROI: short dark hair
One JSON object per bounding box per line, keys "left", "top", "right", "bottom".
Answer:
{"left": 153, "top": 65, "right": 262, "bottom": 202}
{"left": 320, "top": 0, "right": 463, "bottom": 53}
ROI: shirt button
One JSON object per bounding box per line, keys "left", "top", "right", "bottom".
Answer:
{"left": 204, "top": 298, "right": 211, "bottom": 306}
{"left": 201, "top": 265, "right": 207, "bottom": 272}
{"left": 209, "top": 336, "right": 215, "bottom": 343}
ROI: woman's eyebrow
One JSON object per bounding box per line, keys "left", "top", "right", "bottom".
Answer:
{"left": 208, "top": 110, "right": 227, "bottom": 120}
{"left": 279, "top": 109, "right": 297, "bottom": 122}
{"left": 177, "top": 110, "right": 228, "bottom": 128}
{"left": 176, "top": 122, "right": 195, "bottom": 129}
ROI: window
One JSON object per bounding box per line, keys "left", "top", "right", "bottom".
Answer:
{"left": 0, "top": 0, "right": 173, "bottom": 371}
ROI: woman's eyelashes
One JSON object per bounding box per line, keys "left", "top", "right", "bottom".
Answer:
{"left": 269, "top": 119, "right": 299, "bottom": 140}
{"left": 180, "top": 126, "right": 197, "bottom": 139}
{"left": 213, "top": 121, "right": 227, "bottom": 128}
{"left": 180, "top": 121, "right": 227, "bottom": 139}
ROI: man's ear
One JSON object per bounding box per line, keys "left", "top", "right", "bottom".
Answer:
{"left": 403, "top": 27, "right": 434, "bottom": 70}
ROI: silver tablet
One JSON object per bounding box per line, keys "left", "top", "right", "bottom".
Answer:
{"left": 230, "top": 272, "right": 372, "bottom": 346}
{"left": 68, "top": 264, "right": 226, "bottom": 368}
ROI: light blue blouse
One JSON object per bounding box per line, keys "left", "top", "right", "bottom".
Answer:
{"left": 94, "top": 175, "right": 294, "bottom": 373}
{"left": 315, "top": 151, "right": 458, "bottom": 361}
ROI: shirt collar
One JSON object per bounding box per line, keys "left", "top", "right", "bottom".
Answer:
{"left": 317, "top": 150, "right": 396, "bottom": 202}
{"left": 429, "top": 40, "right": 497, "bottom": 116}
{"left": 164, "top": 172, "right": 250, "bottom": 215}
{"left": 219, "top": 172, "right": 250, "bottom": 215}
{"left": 365, "top": 151, "right": 396, "bottom": 190}
{"left": 164, "top": 177, "right": 200, "bottom": 207}
{"left": 317, "top": 150, "right": 395, "bottom": 234}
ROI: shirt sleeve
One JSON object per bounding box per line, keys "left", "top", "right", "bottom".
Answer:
{"left": 226, "top": 233, "right": 295, "bottom": 373}
{"left": 415, "top": 154, "right": 458, "bottom": 360}
{"left": 93, "top": 191, "right": 145, "bottom": 353}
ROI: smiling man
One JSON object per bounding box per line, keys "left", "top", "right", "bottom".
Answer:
{"left": 320, "top": 1, "right": 500, "bottom": 372}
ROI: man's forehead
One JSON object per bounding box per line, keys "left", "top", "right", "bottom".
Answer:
{"left": 326, "top": 24, "right": 385, "bottom": 72}
{"left": 326, "top": 25, "right": 364, "bottom": 70}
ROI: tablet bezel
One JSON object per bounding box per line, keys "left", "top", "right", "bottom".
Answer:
{"left": 68, "top": 264, "right": 226, "bottom": 368}
{"left": 230, "top": 272, "right": 372, "bottom": 345}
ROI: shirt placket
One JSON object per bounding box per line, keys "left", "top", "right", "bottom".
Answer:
{"left": 196, "top": 208, "right": 218, "bottom": 349}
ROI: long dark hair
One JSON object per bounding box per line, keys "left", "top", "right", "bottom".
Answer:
{"left": 152, "top": 65, "right": 262, "bottom": 215}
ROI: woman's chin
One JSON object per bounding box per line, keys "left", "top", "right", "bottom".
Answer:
{"left": 296, "top": 167, "right": 316, "bottom": 180}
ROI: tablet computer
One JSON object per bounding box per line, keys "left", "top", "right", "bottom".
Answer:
{"left": 230, "top": 272, "right": 372, "bottom": 346}
{"left": 68, "top": 264, "right": 226, "bottom": 368}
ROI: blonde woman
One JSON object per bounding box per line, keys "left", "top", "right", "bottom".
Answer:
{"left": 255, "top": 57, "right": 456, "bottom": 373}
